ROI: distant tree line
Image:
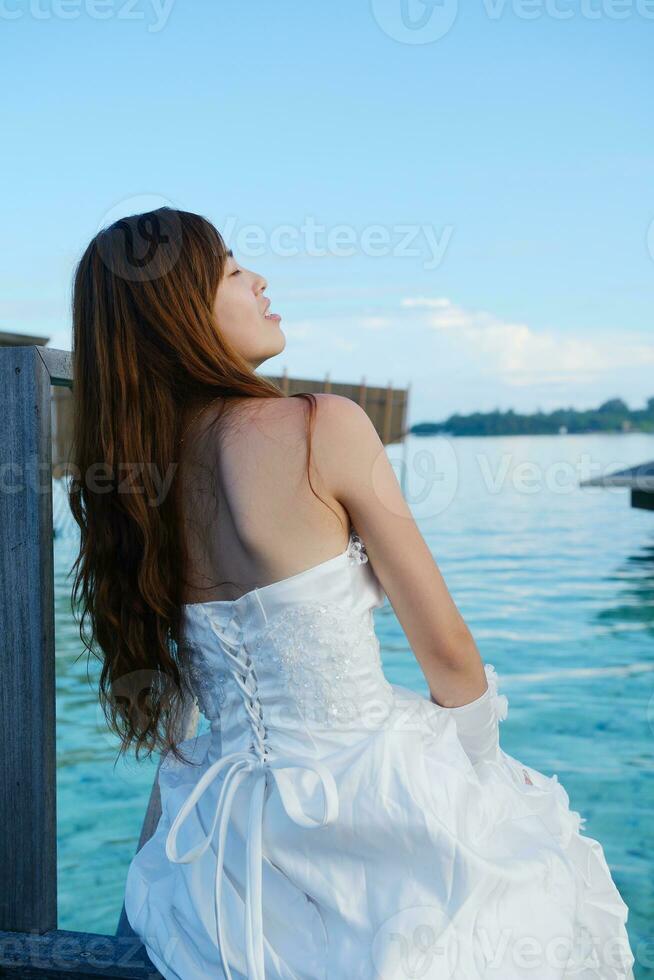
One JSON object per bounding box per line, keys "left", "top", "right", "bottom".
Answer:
{"left": 410, "top": 397, "right": 654, "bottom": 437}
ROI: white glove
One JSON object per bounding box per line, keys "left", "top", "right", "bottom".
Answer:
{"left": 430, "top": 664, "right": 508, "bottom": 766}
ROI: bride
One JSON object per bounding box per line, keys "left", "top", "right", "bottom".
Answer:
{"left": 68, "top": 206, "right": 635, "bottom": 979}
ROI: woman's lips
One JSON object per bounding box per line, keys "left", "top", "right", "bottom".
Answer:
{"left": 264, "top": 312, "right": 282, "bottom": 322}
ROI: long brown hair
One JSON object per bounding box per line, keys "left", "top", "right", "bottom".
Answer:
{"left": 67, "top": 207, "right": 325, "bottom": 765}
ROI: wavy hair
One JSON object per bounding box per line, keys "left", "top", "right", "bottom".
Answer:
{"left": 67, "top": 207, "right": 327, "bottom": 765}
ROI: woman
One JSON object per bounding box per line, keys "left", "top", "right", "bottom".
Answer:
{"left": 69, "top": 207, "right": 635, "bottom": 979}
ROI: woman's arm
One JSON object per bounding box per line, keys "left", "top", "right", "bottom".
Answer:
{"left": 311, "top": 392, "right": 488, "bottom": 709}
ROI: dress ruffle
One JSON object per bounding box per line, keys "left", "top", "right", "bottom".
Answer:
{"left": 125, "top": 676, "right": 635, "bottom": 980}
{"left": 388, "top": 676, "right": 635, "bottom": 979}
{"left": 484, "top": 662, "right": 509, "bottom": 722}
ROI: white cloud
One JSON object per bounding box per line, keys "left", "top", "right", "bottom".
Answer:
{"left": 280, "top": 324, "right": 312, "bottom": 340}
{"left": 267, "top": 298, "right": 653, "bottom": 413}
{"left": 400, "top": 296, "right": 654, "bottom": 387}
{"left": 280, "top": 320, "right": 358, "bottom": 352}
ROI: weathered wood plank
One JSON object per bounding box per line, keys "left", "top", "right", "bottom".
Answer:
{"left": 580, "top": 459, "right": 654, "bottom": 489}
{"left": 35, "top": 348, "right": 73, "bottom": 388}
{"left": 632, "top": 489, "right": 654, "bottom": 511}
{"left": 0, "top": 347, "right": 58, "bottom": 932}
{"left": 0, "top": 929, "right": 162, "bottom": 978}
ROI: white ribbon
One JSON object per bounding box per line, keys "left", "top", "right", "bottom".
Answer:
{"left": 166, "top": 606, "right": 340, "bottom": 980}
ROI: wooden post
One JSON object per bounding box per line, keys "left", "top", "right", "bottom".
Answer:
{"left": 0, "top": 346, "right": 190, "bottom": 975}
{"left": 281, "top": 366, "right": 289, "bottom": 396}
{"left": 0, "top": 346, "right": 58, "bottom": 933}
{"left": 323, "top": 372, "right": 331, "bottom": 393}
{"left": 358, "top": 376, "right": 367, "bottom": 410}
{"left": 52, "top": 386, "right": 74, "bottom": 479}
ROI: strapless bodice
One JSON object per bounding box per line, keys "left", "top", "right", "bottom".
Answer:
{"left": 179, "top": 529, "right": 395, "bottom": 757}
{"left": 165, "top": 530, "right": 397, "bottom": 980}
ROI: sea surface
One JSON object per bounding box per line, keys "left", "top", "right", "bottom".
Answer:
{"left": 53, "top": 432, "right": 654, "bottom": 975}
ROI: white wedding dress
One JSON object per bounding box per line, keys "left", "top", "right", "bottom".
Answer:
{"left": 123, "top": 529, "right": 635, "bottom": 980}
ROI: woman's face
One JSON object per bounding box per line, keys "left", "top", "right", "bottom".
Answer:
{"left": 212, "top": 250, "right": 285, "bottom": 368}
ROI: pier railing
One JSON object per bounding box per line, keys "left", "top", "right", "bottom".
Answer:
{"left": 0, "top": 345, "right": 167, "bottom": 977}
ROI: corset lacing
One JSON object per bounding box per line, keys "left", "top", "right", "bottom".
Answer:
{"left": 165, "top": 599, "right": 339, "bottom": 980}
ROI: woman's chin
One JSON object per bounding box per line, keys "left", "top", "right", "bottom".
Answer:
{"left": 252, "top": 334, "right": 286, "bottom": 369}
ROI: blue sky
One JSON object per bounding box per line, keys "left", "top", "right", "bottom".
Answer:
{"left": 1, "top": 0, "right": 652, "bottom": 423}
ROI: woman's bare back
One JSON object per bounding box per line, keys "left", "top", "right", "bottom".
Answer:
{"left": 179, "top": 394, "right": 350, "bottom": 603}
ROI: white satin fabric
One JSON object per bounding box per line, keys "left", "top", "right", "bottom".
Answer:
{"left": 124, "top": 530, "right": 635, "bottom": 979}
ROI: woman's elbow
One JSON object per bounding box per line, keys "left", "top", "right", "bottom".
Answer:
{"left": 433, "top": 626, "right": 481, "bottom": 673}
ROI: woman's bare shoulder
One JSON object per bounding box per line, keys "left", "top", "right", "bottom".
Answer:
{"left": 187, "top": 394, "right": 305, "bottom": 453}
{"left": 225, "top": 391, "right": 360, "bottom": 428}
{"left": 310, "top": 392, "right": 381, "bottom": 464}
{"left": 186, "top": 392, "right": 370, "bottom": 473}
{"left": 237, "top": 394, "right": 312, "bottom": 446}
{"left": 311, "top": 391, "right": 374, "bottom": 429}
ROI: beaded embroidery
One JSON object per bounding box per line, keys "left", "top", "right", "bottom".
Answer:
{"left": 252, "top": 602, "right": 388, "bottom": 724}
{"left": 347, "top": 530, "right": 368, "bottom": 566}
{"left": 181, "top": 529, "right": 375, "bottom": 725}
{"left": 182, "top": 640, "right": 229, "bottom": 722}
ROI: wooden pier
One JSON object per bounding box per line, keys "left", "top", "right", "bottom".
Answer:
{"left": 580, "top": 460, "right": 654, "bottom": 512}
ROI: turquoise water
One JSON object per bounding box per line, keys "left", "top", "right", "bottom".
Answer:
{"left": 54, "top": 432, "right": 654, "bottom": 974}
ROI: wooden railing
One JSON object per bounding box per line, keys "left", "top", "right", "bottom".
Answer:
{"left": 50, "top": 365, "right": 409, "bottom": 478}
{"left": 0, "top": 346, "right": 169, "bottom": 977}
